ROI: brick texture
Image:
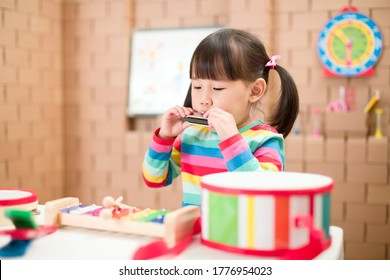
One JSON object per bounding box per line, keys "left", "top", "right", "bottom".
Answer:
{"left": 1, "top": 0, "right": 64, "bottom": 196}
{"left": 1, "top": 0, "right": 390, "bottom": 260}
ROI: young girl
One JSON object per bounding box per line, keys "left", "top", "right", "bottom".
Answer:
{"left": 142, "top": 28, "right": 299, "bottom": 207}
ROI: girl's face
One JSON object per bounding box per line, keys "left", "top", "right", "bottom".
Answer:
{"left": 191, "top": 78, "right": 264, "bottom": 128}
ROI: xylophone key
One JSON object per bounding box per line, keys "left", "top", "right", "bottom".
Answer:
{"left": 121, "top": 208, "right": 156, "bottom": 221}
{"left": 69, "top": 204, "right": 101, "bottom": 215}
{"left": 136, "top": 209, "right": 169, "bottom": 223}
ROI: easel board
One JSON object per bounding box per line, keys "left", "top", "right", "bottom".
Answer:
{"left": 127, "top": 26, "right": 222, "bottom": 116}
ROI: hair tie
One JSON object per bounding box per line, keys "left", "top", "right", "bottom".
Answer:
{"left": 265, "top": 55, "right": 281, "bottom": 69}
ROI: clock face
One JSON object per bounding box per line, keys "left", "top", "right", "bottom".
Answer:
{"left": 318, "top": 12, "right": 383, "bottom": 77}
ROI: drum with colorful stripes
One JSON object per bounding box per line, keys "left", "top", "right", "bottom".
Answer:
{"left": 200, "top": 172, "right": 333, "bottom": 258}
{"left": 0, "top": 189, "right": 38, "bottom": 227}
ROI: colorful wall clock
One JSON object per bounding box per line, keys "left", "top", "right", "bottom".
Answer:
{"left": 317, "top": 6, "right": 383, "bottom": 77}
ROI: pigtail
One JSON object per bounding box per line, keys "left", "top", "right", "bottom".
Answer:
{"left": 268, "top": 65, "right": 299, "bottom": 138}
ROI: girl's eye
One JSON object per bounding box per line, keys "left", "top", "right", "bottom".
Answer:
{"left": 213, "top": 87, "right": 224, "bottom": 91}
{"left": 193, "top": 86, "right": 201, "bottom": 90}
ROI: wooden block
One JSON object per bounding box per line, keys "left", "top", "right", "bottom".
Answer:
{"left": 367, "top": 224, "right": 390, "bottom": 244}
{"left": 367, "top": 137, "right": 388, "bottom": 163}
{"left": 346, "top": 137, "right": 367, "bottom": 163}
{"left": 332, "top": 221, "right": 364, "bottom": 242}
{"left": 284, "top": 161, "right": 304, "bottom": 172}
{"left": 331, "top": 183, "right": 365, "bottom": 203}
{"left": 306, "top": 162, "right": 344, "bottom": 183}
{"left": 346, "top": 203, "right": 387, "bottom": 223}
{"left": 325, "top": 112, "right": 367, "bottom": 136}
{"left": 345, "top": 242, "right": 387, "bottom": 260}
{"left": 346, "top": 163, "right": 387, "bottom": 184}
{"left": 285, "top": 135, "right": 304, "bottom": 161}
{"left": 330, "top": 201, "right": 344, "bottom": 222}
{"left": 304, "top": 136, "right": 324, "bottom": 162}
{"left": 325, "top": 137, "right": 345, "bottom": 163}
{"left": 367, "top": 185, "right": 390, "bottom": 205}
{"left": 124, "top": 131, "right": 140, "bottom": 156}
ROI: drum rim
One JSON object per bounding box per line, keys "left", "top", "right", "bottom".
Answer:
{"left": 201, "top": 172, "right": 333, "bottom": 195}
{"left": 0, "top": 189, "right": 38, "bottom": 206}
{"left": 200, "top": 236, "right": 332, "bottom": 258}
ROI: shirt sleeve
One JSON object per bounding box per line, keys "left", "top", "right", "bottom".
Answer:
{"left": 142, "top": 128, "right": 182, "bottom": 188}
{"left": 219, "top": 133, "right": 284, "bottom": 172}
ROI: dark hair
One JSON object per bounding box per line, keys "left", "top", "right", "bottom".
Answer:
{"left": 189, "top": 28, "right": 299, "bottom": 138}
{"left": 183, "top": 83, "right": 192, "bottom": 108}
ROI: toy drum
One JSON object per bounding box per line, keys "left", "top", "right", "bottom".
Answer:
{"left": 0, "top": 189, "right": 38, "bottom": 227}
{"left": 200, "top": 172, "right": 333, "bottom": 259}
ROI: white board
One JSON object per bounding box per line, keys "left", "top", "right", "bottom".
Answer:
{"left": 127, "top": 27, "right": 222, "bottom": 116}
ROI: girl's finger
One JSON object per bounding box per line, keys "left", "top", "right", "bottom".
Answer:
{"left": 183, "top": 107, "right": 194, "bottom": 116}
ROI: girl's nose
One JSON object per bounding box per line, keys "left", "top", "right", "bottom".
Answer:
{"left": 200, "top": 92, "right": 212, "bottom": 106}
{"left": 201, "top": 99, "right": 210, "bottom": 106}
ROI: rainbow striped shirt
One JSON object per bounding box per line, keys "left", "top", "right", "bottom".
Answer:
{"left": 142, "top": 120, "right": 285, "bottom": 207}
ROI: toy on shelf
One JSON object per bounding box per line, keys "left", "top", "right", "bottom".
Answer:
{"left": 293, "top": 113, "right": 301, "bottom": 136}
{"left": 375, "top": 108, "right": 384, "bottom": 138}
{"left": 44, "top": 196, "right": 200, "bottom": 248}
{"left": 311, "top": 107, "right": 322, "bottom": 137}
{"left": 0, "top": 209, "right": 56, "bottom": 257}
{"left": 344, "top": 86, "right": 356, "bottom": 111}
{"left": 327, "top": 86, "right": 348, "bottom": 112}
{"left": 363, "top": 90, "right": 380, "bottom": 113}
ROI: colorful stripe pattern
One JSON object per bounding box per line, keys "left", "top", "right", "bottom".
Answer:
{"left": 142, "top": 121, "right": 285, "bottom": 207}
{"left": 201, "top": 190, "right": 331, "bottom": 252}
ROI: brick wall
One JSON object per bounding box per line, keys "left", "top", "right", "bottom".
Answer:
{"left": 63, "top": 0, "right": 134, "bottom": 207}
{"left": 278, "top": 0, "right": 390, "bottom": 260}
{"left": 0, "top": 0, "right": 64, "bottom": 203}
{"left": 1, "top": 0, "right": 390, "bottom": 259}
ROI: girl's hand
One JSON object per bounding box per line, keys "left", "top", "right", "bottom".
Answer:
{"left": 158, "top": 106, "right": 194, "bottom": 139}
{"left": 203, "top": 108, "right": 239, "bottom": 141}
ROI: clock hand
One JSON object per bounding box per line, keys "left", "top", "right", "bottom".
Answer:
{"left": 346, "top": 40, "right": 352, "bottom": 66}
{"left": 333, "top": 27, "right": 353, "bottom": 66}
{"left": 333, "top": 28, "right": 350, "bottom": 45}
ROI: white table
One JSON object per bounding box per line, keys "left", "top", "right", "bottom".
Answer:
{"left": 0, "top": 207, "right": 344, "bottom": 260}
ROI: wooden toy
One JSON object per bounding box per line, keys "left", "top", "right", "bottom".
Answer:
{"left": 344, "top": 86, "right": 356, "bottom": 111}
{"left": 311, "top": 107, "right": 322, "bottom": 137}
{"left": 293, "top": 113, "right": 301, "bottom": 136}
{"left": 327, "top": 86, "right": 348, "bottom": 112}
{"left": 44, "top": 196, "right": 200, "bottom": 247}
{"left": 375, "top": 108, "right": 384, "bottom": 138}
{"left": 363, "top": 90, "right": 380, "bottom": 113}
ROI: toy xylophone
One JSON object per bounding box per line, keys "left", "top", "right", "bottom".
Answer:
{"left": 44, "top": 196, "right": 200, "bottom": 247}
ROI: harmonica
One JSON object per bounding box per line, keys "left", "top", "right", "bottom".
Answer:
{"left": 181, "top": 115, "right": 209, "bottom": 126}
